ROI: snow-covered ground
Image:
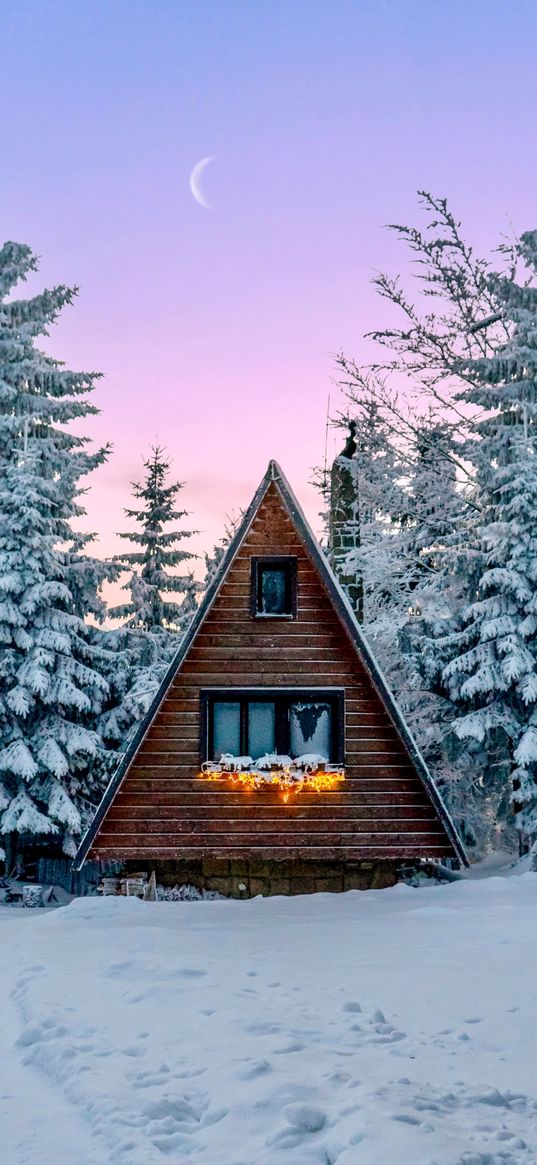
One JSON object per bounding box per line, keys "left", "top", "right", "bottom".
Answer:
{"left": 1, "top": 872, "right": 537, "bottom": 1165}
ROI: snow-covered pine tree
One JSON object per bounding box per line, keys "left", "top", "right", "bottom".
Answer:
{"left": 0, "top": 242, "right": 112, "bottom": 865}
{"left": 99, "top": 447, "right": 199, "bottom": 756}
{"left": 396, "top": 418, "right": 494, "bottom": 851}
{"left": 334, "top": 194, "right": 518, "bottom": 853}
{"left": 433, "top": 231, "right": 537, "bottom": 853}
{"left": 401, "top": 416, "right": 471, "bottom": 624}
{"left": 176, "top": 570, "right": 200, "bottom": 635}
{"left": 112, "top": 445, "right": 197, "bottom": 630}
{"left": 203, "top": 512, "right": 242, "bottom": 591}
{"left": 97, "top": 623, "right": 173, "bottom": 755}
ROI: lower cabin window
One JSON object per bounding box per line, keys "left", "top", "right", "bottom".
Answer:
{"left": 204, "top": 691, "right": 343, "bottom": 763}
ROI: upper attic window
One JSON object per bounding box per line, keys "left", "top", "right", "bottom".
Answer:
{"left": 251, "top": 556, "right": 297, "bottom": 618}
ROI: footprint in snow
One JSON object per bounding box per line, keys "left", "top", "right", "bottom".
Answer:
{"left": 133, "top": 1071, "right": 172, "bottom": 1089}
{"left": 103, "top": 960, "right": 134, "bottom": 975}
{"left": 16, "top": 1020, "right": 69, "bottom": 1047}
{"left": 144, "top": 1095, "right": 202, "bottom": 1124}
{"left": 392, "top": 1112, "right": 423, "bottom": 1125}
{"left": 140, "top": 1090, "right": 228, "bottom": 1154}
{"left": 236, "top": 1059, "right": 273, "bottom": 1080}
{"left": 171, "top": 967, "right": 207, "bottom": 980}
{"left": 457, "top": 1155, "right": 523, "bottom": 1164}
{"left": 243, "top": 1022, "right": 280, "bottom": 1035}
{"left": 126, "top": 990, "right": 153, "bottom": 1004}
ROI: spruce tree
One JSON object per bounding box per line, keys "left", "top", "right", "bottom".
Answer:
{"left": 434, "top": 232, "right": 537, "bottom": 852}
{"left": 100, "top": 448, "right": 199, "bottom": 754}
{"left": 203, "top": 512, "right": 242, "bottom": 591}
{"left": 333, "top": 194, "right": 514, "bottom": 853}
{"left": 112, "top": 446, "right": 197, "bottom": 631}
{"left": 0, "top": 242, "right": 112, "bottom": 863}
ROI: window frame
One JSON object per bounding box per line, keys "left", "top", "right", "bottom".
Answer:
{"left": 200, "top": 688, "right": 345, "bottom": 765}
{"left": 250, "top": 556, "right": 297, "bottom": 620}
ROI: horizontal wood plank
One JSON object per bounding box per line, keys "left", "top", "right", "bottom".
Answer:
{"left": 186, "top": 646, "right": 354, "bottom": 662}
{"left": 90, "top": 844, "right": 453, "bottom": 861}
{"left": 193, "top": 634, "right": 350, "bottom": 650}
{"left": 115, "top": 791, "right": 432, "bottom": 808}
{"left": 104, "top": 808, "right": 438, "bottom": 827}
{"left": 96, "top": 829, "right": 448, "bottom": 848}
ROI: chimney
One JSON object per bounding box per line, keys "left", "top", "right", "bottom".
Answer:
{"left": 329, "top": 441, "right": 363, "bottom": 623}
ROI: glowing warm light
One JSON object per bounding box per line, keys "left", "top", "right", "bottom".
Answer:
{"left": 198, "top": 761, "right": 346, "bottom": 802}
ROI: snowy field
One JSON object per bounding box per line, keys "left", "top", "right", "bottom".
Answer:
{"left": 1, "top": 872, "right": 537, "bottom": 1165}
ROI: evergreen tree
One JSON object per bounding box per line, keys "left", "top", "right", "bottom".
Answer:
{"left": 0, "top": 242, "right": 112, "bottom": 863}
{"left": 97, "top": 624, "right": 174, "bottom": 753}
{"left": 432, "top": 232, "right": 537, "bottom": 852}
{"left": 203, "top": 512, "right": 242, "bottom": 591}
{"left": 333, "top": 194, "right": 514, "bottom": 854}
{"left": 112, "top": 446, "right": 197, "bottom": 630}
{"left": 99, "top": 448, "right": 199, "bottom": 755}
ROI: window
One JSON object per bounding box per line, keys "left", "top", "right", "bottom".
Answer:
{"left": 250, "top": 557, "right": 297, "bottom": 618}
{"left": 212, "top": 701, "right": 241, "bottom": 759}
{"left": 202, "top": 690, "right": 344, "bottom": 763}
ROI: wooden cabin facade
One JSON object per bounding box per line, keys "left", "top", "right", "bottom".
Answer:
{"left": 75, "top": 462, "right": 466, "bottom": 895}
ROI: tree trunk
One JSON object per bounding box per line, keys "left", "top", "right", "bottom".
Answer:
{"left": 4, "top": 831, "right": 18, "bottom": 877}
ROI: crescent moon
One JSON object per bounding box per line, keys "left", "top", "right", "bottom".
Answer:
{"left": 190, "top": 155, "right": 214, "bottom": 210}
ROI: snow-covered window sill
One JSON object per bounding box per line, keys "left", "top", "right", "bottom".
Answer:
{"left": 198, "top": 754, "right": 346, "bottom": 802}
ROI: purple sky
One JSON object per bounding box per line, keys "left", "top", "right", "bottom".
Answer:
{"left": 2, "top": 0, "right": 537, "bottom": 570}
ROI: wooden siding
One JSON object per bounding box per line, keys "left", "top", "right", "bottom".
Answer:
{"left": 88, "top": 481, "right": 457, "bottom": 863}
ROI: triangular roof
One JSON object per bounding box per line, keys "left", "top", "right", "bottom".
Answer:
{"left": 75, "top": 460, "right": 467, "bottom": 869}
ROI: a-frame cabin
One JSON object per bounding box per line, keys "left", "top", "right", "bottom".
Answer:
{"left": 75, "top": 462, "right": 466, "bottom": 895}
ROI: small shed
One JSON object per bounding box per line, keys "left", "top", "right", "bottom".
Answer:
{"left": 74, "top": 461, "right": 466, "bottom": 895}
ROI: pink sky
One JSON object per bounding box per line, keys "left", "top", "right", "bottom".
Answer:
{"left": 2, "top": 1, "right": 537, "bottom": 575}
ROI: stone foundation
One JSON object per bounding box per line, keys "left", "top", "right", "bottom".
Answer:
{"left": 121, "top": 858, "right": 401, "bottom": 898}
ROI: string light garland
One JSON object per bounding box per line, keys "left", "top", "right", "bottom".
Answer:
{"left": 198, "top": 757, "right": 346, "bottom": 803}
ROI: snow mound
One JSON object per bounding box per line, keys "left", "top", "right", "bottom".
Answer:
{"left": 64, "top": 895, "right": 144, "bottom": 919}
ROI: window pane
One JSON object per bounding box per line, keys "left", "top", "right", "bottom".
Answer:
{"left": 213, "top": 701, "right": 241, "bottom": 760}
{"left": 248, "top": 701, "right": 276, "bottom": 759}
{"left": 260, "top": 567, "right": 288, "bottom": 614}
{"left": 290, "top": 702, "right": 331, "bottom": 759}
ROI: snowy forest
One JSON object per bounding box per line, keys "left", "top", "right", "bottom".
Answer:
{"left": 2, "top": 192, "right": 537, "bottom": 867}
